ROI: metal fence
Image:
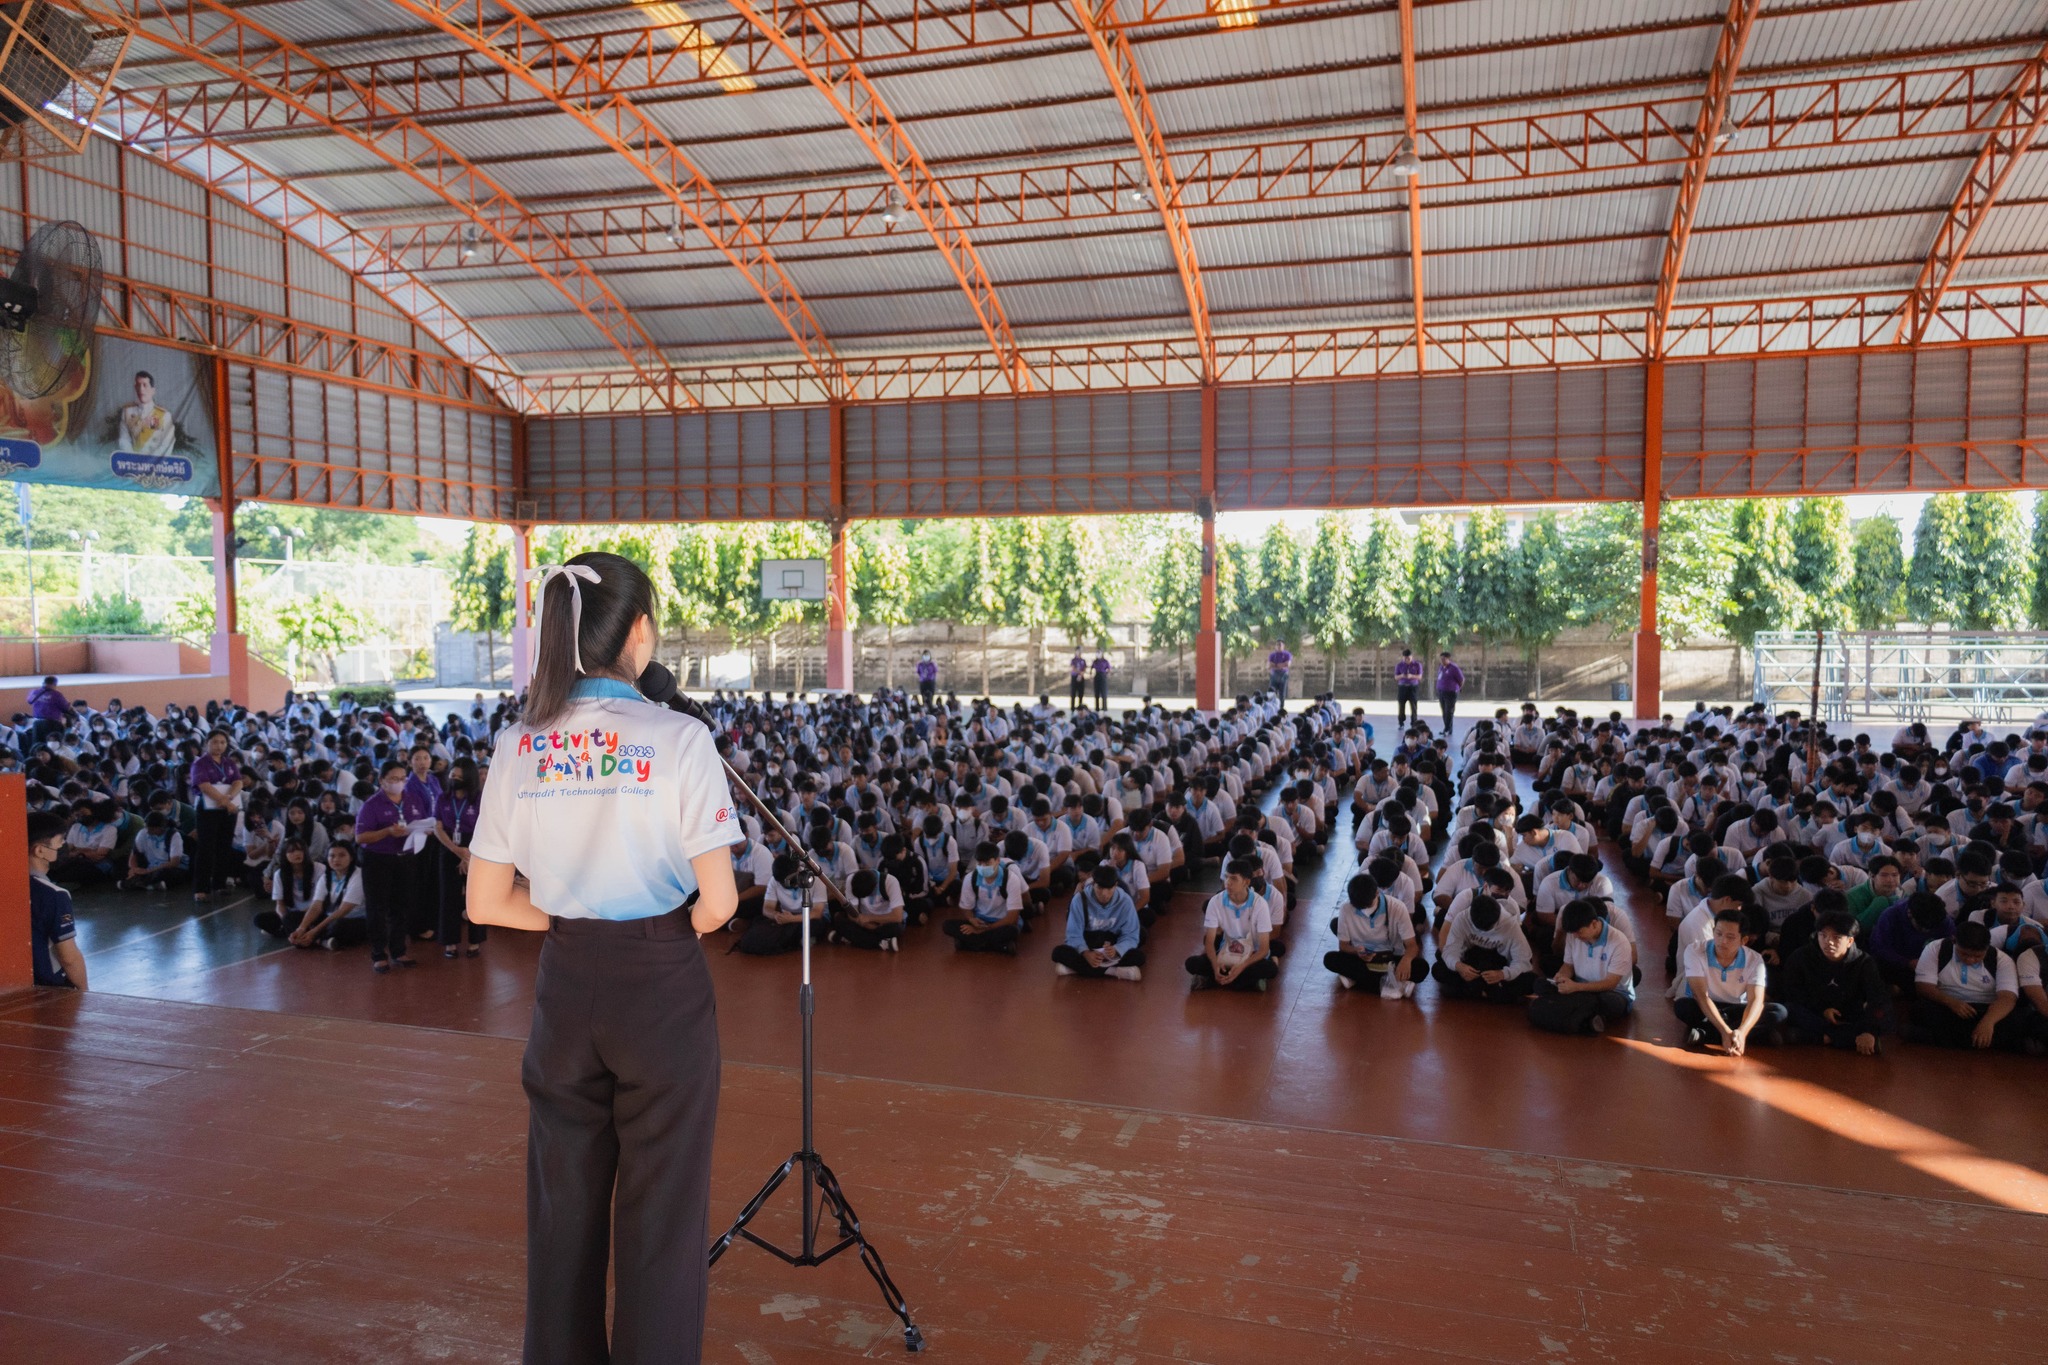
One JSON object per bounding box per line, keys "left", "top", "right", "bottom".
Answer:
{"left": 1753, "top": 631, "right": 2048, "bottom": 724}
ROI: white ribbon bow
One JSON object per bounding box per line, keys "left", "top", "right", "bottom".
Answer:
{"left": 528, "top": 562, "right": 603, "bottom": 673}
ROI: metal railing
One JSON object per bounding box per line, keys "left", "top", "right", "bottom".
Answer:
{"left": 1753, "top": 630, "right": 2048, "bottom": 723}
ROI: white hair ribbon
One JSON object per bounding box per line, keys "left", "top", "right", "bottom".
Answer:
{"left": 529, "top": 562, "right": 603, "bottom": 673}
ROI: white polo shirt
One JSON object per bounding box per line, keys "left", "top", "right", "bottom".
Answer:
{"left": 471, "top": 680, "right": 740, "bottom": 920}
{"left": 1563, "top": 921, "right": 1635, "bottom": 998}
{"left": 1681, "top": 941, "right": 1765, "bottom": 1005}
{"left": 1915, "top": 941, "right": 2019, "bottom": 1004}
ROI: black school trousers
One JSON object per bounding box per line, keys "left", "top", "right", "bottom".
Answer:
{"left": 943, "top": 917, "right": 1019, "bottom": 951}
{"left": 357, "top": 851, "right": 414, "bottom": 963}
{"left": 523, "top": 909, "right": 720, "bottom": 1365}
{"left": 1052, "top": 929, "right": 1147, "bottom": 976}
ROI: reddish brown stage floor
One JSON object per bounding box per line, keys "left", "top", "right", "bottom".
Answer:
{"left": 6, "top": 990, "right": 2048, "bottom": 1364}
{"left": 14, "top": 726, "right": 2048, "bottom": 1360}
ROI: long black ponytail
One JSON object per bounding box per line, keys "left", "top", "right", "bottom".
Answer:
{"left": 524, "top": 551, "right": 657, "bottom": 730}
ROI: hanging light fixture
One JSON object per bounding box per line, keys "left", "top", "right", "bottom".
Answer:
{"left": 881, "top": 189, "right": 899, "bottom": 227}
{"left": 459, "top": 224, "right": 479, "bottom": 263}
{"left": 665, "top": 220, "right": 684, "bottom": 248}
{"left": 1128, "top": 185, "right": 1150, "bottom": 206}
{"left": 1391, "top": 137, "right": 1423, "bottom": 178}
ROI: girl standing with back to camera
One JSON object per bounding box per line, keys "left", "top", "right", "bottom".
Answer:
{"left": 466, "top": 551, "right": 743, "bottom": 1365}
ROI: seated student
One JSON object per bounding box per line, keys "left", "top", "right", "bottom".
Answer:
{"left": 1676, "top": 909, "right": 1786, "bottom": 1053}
{"left": 121, "top": 810, "right": 187, "bottom": 891}
{"left": 1754, "top": 855, "right": 1813, "bottom": 933}
{"left": 878, "top": 833, "right": 932, "bottom": 927}
{"left": 1641, "top": 807, "right": 1689, "bottom": 885}
{"left": 1846, "top": 855, "right": 1904, "bottom": 933}
{"left": 1532, "top": 853, "right": 1613, "bottom": 957}
{"left": 1325, "top": 871, "right": 1423, "bottom": 997}
{"left": 281, "top": 841, "right": 371, "bottom": 950}
{"left": 1052, "top": 863, "right": 1144, "bottom": 981}
{"left": 1779, "top": 910, "right": 1890, "bottom": 1055}
{"left": 829, "top": 867, "right": 904, "bottom": 951}
{"left": 51, "top": 798, "right": 119, "bottom": 886}
{"left": 1002, "top": 828, "right": 1052, "bottom": 913}
{"left": 943, "top": 841, "right": 1024, "bottom": 954}
{"left": 27, "top": 811, "right": 86, "bottom": 989}
{"left": 1909, "top": 919, "right": 2035, "bottom": 1052}
{"left": 1186, "top": 856, "right": 1277, "bottom": 992}
{"left": 1432, "top": 895, "right": 1537, "bottom": 1001}
{"left": 1527, "top": 899, "right": 1635, "bottom": 1035}
{"left": 1104, "top": 833, "right": 1154, "bottom": 923}
{"left": 1869, "top": 891, "right": 1953, "bottom": 992}
{"left": 915, "top": 813, "right": 961, "bottom": 910}
{"left": 728, "top": 825, "right": 769, "bottom": 922}
{"left": 737, "top": 853, "right": 827, "bottom": 956}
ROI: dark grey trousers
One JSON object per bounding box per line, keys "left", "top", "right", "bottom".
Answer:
{"left": 523, "top": 909, "right": 720, "bottom": 1365}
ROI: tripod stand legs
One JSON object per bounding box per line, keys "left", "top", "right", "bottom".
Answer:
{"left": 710, "top": 1149, "right": 925, "bottom": 1353}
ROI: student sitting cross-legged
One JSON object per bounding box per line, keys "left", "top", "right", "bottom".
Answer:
{"left": 829, "top": 867, "right": 905, "bottom": 951}
{"left": 1431, "top": 894, "right": 1537, "bottom": 1002}
{"left": 1676, "top": 909, "right": 1787, "bottom": 1053}
{"left": 1325, "top": 871, "right": 1423, "bottom": 997}
{"left": 943, "top": 840, "right": 1024, "bottom": 954}
{"left": 1907, "top": 918, "right": 2035, "bottom": 1052}
{"left": 736, "top": 852, "right": 828, "bottom": 955}
{"left": 1052, "top": 863, "right": 1145, "bottom": 981}
{"left": 1527, "top": 899, "right": 1635, "bottom": 1035}
{"left": 1779, "top": 909, "right": 1891, "bottom": 1054}
{"left": 1186, "top": 856, "right": 1278, "bottom": 992}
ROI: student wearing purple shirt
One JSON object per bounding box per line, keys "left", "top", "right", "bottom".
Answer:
{"left": 26, "top": 675, "right": 68, "bottom": 742}
{"left": 1092, "top": 651, "right": 1111, "bottom": 711}
{"left": 187, "top": 729, "right": 244, "bottom": 901}
{"left": 1869, "top": 891, "right": 1952, "bottom": 991}
{"left": 1393, "top": 649, "right": 1423, "bottom": 726}
{"left": 1267, "top": 642, "right": 1292, "bottom": 708}
{"left": 355, "top": 760, "right": 426, "bottom": 972}
{"left": 402, "top": 744, "right": 445, "bottom": 937}
{"left": 432, "top": 756, "right": 486, "bottom": 958}
{"left": 1068, "top": 651, "right": 1088, "bottom": 712}
{"left": 916, "top": 650, "right": 938, "bottom": 704}
{"left": 1435, "top": 650, "right": 1466, "bottom": 731}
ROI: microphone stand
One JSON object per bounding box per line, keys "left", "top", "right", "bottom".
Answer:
{"left": 638, "top": 665, "right": 925, "bottom": 1353}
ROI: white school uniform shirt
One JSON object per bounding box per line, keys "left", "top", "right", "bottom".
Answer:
{"left": 1681, "top": 941, "right": 1765, "bottom": 1005}
{"left": 470, "top": 682, "right": 742, "bottom": 921}
{"left": 270, "top": 864, "right": 325, "bottom": 916}
{"left": 960, "top": 862, "right": 1025, "bottom": 920}
{"left": 851, "top": 874, "right": 906, "bottom": 922}
{"left": 1563, "top": 921, "right": 1635, "bottom": 998}
{"left": 1203, "top": 889, "right": 1272, "bottom": 954}
{"left": 1986, "top": 925, "right": 2047, "bottom": 989}
{"left": 1336, "top": 892, "right": 1410, "bottom": 955}
{"left": 1915, "top": 941, "right": 2018, "bottom": 1005}
{"left": 766, "top": 877, "right": 827, "bottom": 914}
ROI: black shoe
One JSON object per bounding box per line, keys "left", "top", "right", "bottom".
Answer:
{"left": 1683, "top": 1026, "right": 1706, "bottom": 1049}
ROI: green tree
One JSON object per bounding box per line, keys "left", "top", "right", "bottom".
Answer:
{"left": 1956, "top": 492, "right": 2028, "bottom": 629}
{"left": 1725, "top": 499, "right": 1802, "bottom": 648}
{"left": 955, "top": 519, "right": 1009, "bottom": 696}
{"left": 171, "top": 500, "right": 429, "bottom": 564}
{"left": 1658, "top": 500, "right": 1738, "bottom": 646}
{"left": 1147, "top": 523, "right": 1203, "bottom": 694}
{"left": 1560, "top": 503, "right": 1639, "bottom": 631}
{"left": 2032, "top": 493, "right": 2048, "bottom": 629}
{"left": 1458, "top": 508, "right": 1516, "bottom": 690}
{"left": 1787, "top": 497, "right": 1853, "bottom": 628}
{"left": 1850, "top": 515, "right": 1906, "bottom": 629}
{"left": 1217, "top": 535, "right": 1258, "bottom": 691}
{"left": 1906, "top": 493, "right": 1970, "bottom": 625}
{"left": 1512, "top": 513, "right": 1572, "bottom": 697}
{"left": 6, "top": 486, "right": 177, "bottom": 555}
{"left": 1405, "top": 516, "right": 1462, "bottom": 660}
{"left": 1301, "top": 513, "right": 1356, "bottom": 689}
{"left": 851, "top": 525, "right": 916, "bottom": 688}
{"left": 1249, "top": 523, "right": 1304, "bottom": 652}
{"left": 1347, "top": 512, "right": 1407, "bottom": 696}
{"left": 448, "top": 524, "right": 514, "bottom": 681}
{"left": 272, "top": 590, "right": 372, "bottom": 683}
{"left": 53, "top": 592, "right": 150, "bottom": 635}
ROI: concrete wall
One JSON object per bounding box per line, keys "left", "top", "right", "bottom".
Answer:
{"left": 0, "top": 637, "right": 291, "bottom": 717}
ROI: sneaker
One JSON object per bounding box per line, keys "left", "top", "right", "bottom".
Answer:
{"left": 1588, "top": 1015, "right": 1607, "bottom": 1035}
{"left": 882, "top": 938, "right": 898, "bottom": 952}
{"left": 1684, "top": 1026, "right": 1706, "bottom": 1049}
{"left": 1055, "top": 963, "right": 1075, "bottom": 976}
{"left": 1108, "top": 965, "right": 1142, "bottom": 982}
{"left": 151, "top": 882, "right": 166, "bottom": 892}
{"left": 1189, "top": 976, "right": 1212, "bottom": 992}
{"left": 321, "top": 938, "right": 338, "bottom": 951}
{"left": 1336, "top": 975, "right": 1354, "bottom": 990}
{"left": 1252, "top": 977, "right": 1269, "bottom": 992}
{"left": 726, "top": 918, "right": 744, "bottom": 932}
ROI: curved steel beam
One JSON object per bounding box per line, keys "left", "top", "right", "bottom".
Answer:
{"left": 1648, "top": 0, "right": 1763, "bottom": 357}
{"left": 724, "top": 0, "right": 1033, "bottom": 393}
{"left": 381, "top": 0, "right": 849, "bottom": 399}
{"left": 87, "top": 0, "right": 692, "bottom": 408}
{"left": 100, "top": 85, "right": 531, "bottom": 411}
{"left": 1070, "top": 0, "right": 1214, "bottom": 380}
{"left": 1897, "top": 39, "right": 2048, "bottom": 345}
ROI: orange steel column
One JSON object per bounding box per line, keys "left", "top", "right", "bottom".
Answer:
{"left": 1195, "top": 383, "right": 1221, "bottom": 713}
{"left": 510, "top": 523, "right": 534, "bottom": 693}
{"left": 0, "top": 773, "right": 27, "bottom": 991}
{"left": 208, "top": 356, "right": 249, "bottom": 704}
{"left": 1634, "top": 360, "right": 1664, "bottom": 722}
{"left": 826, "top": 403, "right": 853, "bottom": 692}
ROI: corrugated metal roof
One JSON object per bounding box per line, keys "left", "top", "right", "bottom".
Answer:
{"left": 82, "top": 0, "right": 2048, "bottom": 378}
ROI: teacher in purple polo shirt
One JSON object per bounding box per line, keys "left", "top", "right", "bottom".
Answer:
{"left": 187, "top": 729, "right": 244, "bottom": 902}
{"left": 1435, "top": 650, "right": 1466, "bottom": 731}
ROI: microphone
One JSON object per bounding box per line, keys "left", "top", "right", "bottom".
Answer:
{"left": 636, "top": 661, "right": 708, "bottom": 724}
